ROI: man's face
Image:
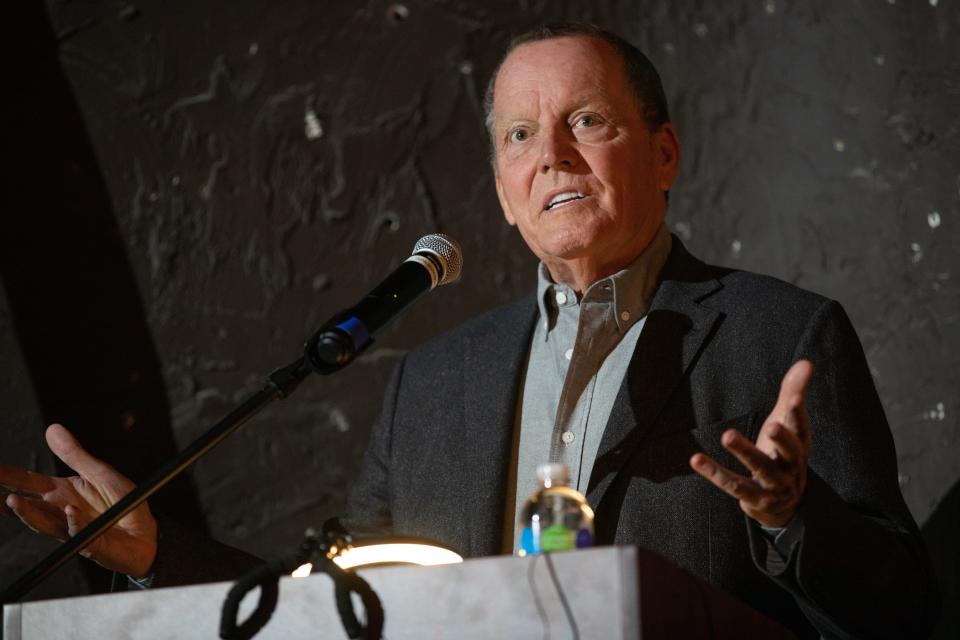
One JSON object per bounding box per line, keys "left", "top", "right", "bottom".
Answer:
{"left": 492, "top": 36, "right": 679, "bottom": 279}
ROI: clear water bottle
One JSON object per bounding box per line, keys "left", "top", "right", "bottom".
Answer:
{"left": 517, "top": 463, "right": 595, "bottom": 556}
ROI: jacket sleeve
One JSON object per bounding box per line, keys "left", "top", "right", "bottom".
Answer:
{"left": 746, "top": 299, "right": 939, "bottom": 639}
{"left": 111, "top": 517, "right": 264, "bottom": 591}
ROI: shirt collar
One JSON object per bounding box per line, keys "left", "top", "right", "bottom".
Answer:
{"left": 536, "top": 222, "right": 672, "bottom": 334}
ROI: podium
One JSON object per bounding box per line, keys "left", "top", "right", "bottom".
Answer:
{"left": 3, "top": 546, "right": 796, "bottom": 639}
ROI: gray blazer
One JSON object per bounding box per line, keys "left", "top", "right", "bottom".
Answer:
{"left": 344, "top": 238, "right": 938, "bottom": 639}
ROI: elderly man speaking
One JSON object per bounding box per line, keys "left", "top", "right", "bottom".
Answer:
{"left": 1, "top": 22, "right": 938, "bottom": 640}
{"left": 343, "top": 23, "right": 937, "bottom": 639}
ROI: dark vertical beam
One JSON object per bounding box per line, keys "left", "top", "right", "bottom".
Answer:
{"left": 0, "top": 2, "right": 208, "bottom": 593}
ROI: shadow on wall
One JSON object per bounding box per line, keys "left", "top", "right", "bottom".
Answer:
{"left": 0, "top": 3, "right": 207, "bottom": 595}
{"left": 923, "top": 478, "right": 959, "bottom": 640}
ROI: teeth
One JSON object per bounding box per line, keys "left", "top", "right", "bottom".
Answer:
{"left": 547, "top": 191, "right": 585, "bottom": 209}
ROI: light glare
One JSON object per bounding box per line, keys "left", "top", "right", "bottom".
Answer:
{"left": 333, "top": 543, "right": 463, "bottom": 570}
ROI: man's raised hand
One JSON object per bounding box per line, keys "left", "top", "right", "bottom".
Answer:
{"left": 0, "top": 424, "right": 158, "bottom": 578}
{"left": 690, "top": 360, "right": 813, "bottom": 528}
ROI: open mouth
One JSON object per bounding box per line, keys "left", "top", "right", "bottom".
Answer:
{"left": 545, "top": 191, "right": 587, "bottom": 211}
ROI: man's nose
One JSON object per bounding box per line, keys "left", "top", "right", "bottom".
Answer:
{"left": 539, "top": 128, "right": 577, "bottom": 173}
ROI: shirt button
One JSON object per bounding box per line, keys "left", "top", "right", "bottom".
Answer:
{"left": 555, "top": 291, "right": 568, "bottom": 305}
{"left": 564, "top": 348, "right": 573, "bottom": 360}
{"left": 561, "top": 431, "right": 575, "bottom": 445}
{"left": 620, "top": 311, "right": 630, "bottom": 322}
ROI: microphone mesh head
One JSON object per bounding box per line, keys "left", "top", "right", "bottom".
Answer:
{"left": 413, "top": 234, "right": 463, "bottom": 285}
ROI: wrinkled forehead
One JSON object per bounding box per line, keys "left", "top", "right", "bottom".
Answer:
{"left": 492, "top": 35, "right": 629, "bottom": 121}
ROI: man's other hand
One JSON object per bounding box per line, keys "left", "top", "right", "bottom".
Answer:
{"left": 0, "top": 423, "right": 158, "bottom": 578}
{"left": 689, "top": 360, "right": 813, "bottom": 528}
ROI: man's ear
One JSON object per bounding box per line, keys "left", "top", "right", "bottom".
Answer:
{"left": 495, "top": 173, "right": 517, "bottom": 226}
{"left": 654, "top": 123, "right": 681, "bottom": 192}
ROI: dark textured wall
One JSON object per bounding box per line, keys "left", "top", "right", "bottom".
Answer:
{"left": 2, "top": 0, "right": 957, "bottom": 634}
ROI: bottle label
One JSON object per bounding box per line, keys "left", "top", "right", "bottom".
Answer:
{"left": 540, "top": 524, "right": 575, "bottom": 552}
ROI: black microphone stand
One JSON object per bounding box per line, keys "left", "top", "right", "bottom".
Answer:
{"left": 0, "top": 315, "right": 364, "bottom": 604}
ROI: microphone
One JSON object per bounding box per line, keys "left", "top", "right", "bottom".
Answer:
{"left": 306, "top": 234, "right": 463, "bottom": 370}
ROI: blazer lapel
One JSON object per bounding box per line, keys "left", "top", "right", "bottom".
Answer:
{"left": 460, "top": 294, "right": 538, "bottom": 556}
{"left": 587, "top": 241, "right": 722, "bottom": 507}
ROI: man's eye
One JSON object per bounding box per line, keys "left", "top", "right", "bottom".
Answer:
{"left": 574, "top": 115, "right": 597, "bottom": 128}
{"left": 509, "top": 129, "right": 529, "bottom": 143}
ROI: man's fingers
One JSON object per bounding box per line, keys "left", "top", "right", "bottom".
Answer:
{"left": 6, "top": 494, "right": 69, "bottom": 540}
{"left": 720, "top": 429, "right": 785, "bottom": 487}
{"left": 45, "top": 424, "right": 116, "bottom": 481}
{"left": 64, "top": 505, "right": 103, "bottom": 559}
{"left": 784, "top": 396, "right": 811, "bottom": 445}
{"left": 690, "top": 453, "right": 762, "bottom": 501}
{"left": 780, "top": 360, "right": 814, "bottom": 398}
{"left": 64, "top": 504, "right": 83, "bottom": 537}
{"left": 0, "top": 463, "right": 55, "bottom": 497}
{"left": 696, "top": 368, "right": 813, "bottom": 528}
{"left": 774, "top": 361, "right": 812, "bottom": 418}
{"left": 765, "top": 421, "right": 806, "bottom": 465}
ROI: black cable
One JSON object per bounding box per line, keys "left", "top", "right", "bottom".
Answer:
{"left": 543, "top": 553, "right": 580, "bottom": 640}
{"left": 526, "top": 554, "right": 551, "bottom": 640}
